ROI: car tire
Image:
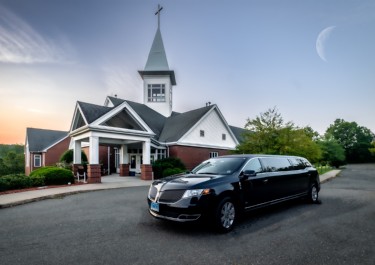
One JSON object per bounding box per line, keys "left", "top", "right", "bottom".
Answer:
{"left": 215, "top": 197, "right": 236, "bottom": 233}
{"left": 308, "top": 183, "right": 320, "bottom": 204}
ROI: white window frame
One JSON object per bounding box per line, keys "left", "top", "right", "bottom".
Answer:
{"left": 34, "top": 154, "right": 41, "bottom": 167}
{"left": 210, "top": 152, "right": 218, "bottom": 158}
{"left": 148, "top": 84, "right": 166, "bottom": 102}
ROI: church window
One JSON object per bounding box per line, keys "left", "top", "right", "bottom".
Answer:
{"left": 148, "top": 84, "right": 166, "bottom": 102}
{"left": 222, "top": 134, "right": 226, "bottom": 140}
{"left": 200, "top": 130, "right": 205, "bottom": 137}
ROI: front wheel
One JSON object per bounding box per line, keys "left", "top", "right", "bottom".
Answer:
{"left": 308, "top": 183, "right": 320, "bottom": 204}
{"left": 215, "top": 197, "right": 236, "bottom": 233}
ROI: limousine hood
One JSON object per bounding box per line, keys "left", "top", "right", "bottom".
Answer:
{"left": 153, "top": 174, "right": 217, "bottom": 190}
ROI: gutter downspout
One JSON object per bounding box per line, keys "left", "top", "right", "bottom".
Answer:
{"left": 108, "top": 146, "right": 110, "bottom": 175}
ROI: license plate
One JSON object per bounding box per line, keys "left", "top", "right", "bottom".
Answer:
{"left": 150, "top": 202, "right": 159, "bottom": 212}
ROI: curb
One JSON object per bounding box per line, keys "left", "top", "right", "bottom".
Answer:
{"left": 0, "top": 189, "right": 101, "bottom": 209}
{"left": 0, "top": 184, "right": 150, "bottom": 209}
{"left": 320, "top": 170, "right": 341, "bottom": 184}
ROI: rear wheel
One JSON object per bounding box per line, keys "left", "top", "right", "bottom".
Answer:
{"left": 215, "top": 197, "right": 236, "bottom": 233}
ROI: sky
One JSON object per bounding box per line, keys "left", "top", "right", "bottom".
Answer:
{"left": 0, "top": 0, "right": 374, "bottom": 144}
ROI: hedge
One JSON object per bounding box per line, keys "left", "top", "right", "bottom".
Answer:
{"left": 30, "top": 167, "right": 74, "bottom": 185}
{"left": 0, "top": 174, "right": 45, "bottom": 192}
{"left": 162, "top": 168, "right": 185, "bottom": 177}
{"left": 152, "top": 157, "right": 186, "bottom": 179}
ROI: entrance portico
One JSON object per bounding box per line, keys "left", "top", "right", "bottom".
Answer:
{"left": 71, "top": 129, "right": 155, "bottom": 183}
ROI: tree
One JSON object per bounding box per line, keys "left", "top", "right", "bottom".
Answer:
{"left": 0, "top": 145, "right": 25, "bottom": 176}
{"left": 370, "top": 141, "right": 375, "bottom": 156}
{"left": 235, "top": 107, "right": 321, "bottom": 163}
{"left": 1, "top": 151, "right": 24, "bottom": 175}
{"left": 318, "top": 138, "right": 346, "bottom": 168}
{"left": 325, "top": 119, "right": 375, "bottom": 163}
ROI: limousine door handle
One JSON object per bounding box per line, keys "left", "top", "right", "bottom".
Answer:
{"left": 263, "top": 179, "right": 269, "bottom": 184}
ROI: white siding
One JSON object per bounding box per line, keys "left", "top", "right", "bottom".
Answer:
{"left": 180, "top": 109, "right": 237, "bottom": 148}
{"left": 142, "top": 75, "right": 172, "bottom": 117}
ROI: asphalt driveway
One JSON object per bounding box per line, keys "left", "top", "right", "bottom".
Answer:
{"left": 0, "top": 164, "right": 374, "bottom": 265}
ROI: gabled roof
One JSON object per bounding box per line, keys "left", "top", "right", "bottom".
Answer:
{"left": 229, "top": 125, "right": 247, "bottom": 144}
{"left": 26, "top": 128, "right": 68, "bottom": 152}
{"left": 159, "top": 105, "right": 213, "bottom": 142}
{"left": 106, "top": 96, "right": 166, "bottom": 138}
{"left": 72, "top": 96, "right": 245, "bottom": 145}
{"left": 125, "top": 100, "right": 166, "bottom": 138}
{"left": 78, "top": 101, "right": 112, "bottom": 124}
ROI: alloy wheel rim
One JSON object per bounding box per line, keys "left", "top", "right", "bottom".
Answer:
{"left": 221, "top": 202, "right": 235, "bottom": 228}
{"left": 311, "top": 186, "right": 318, "bottom": 201}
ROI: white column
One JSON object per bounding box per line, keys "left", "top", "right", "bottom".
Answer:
{"left": 120, "top": 144, "right": 129, "bottom": 164}
{"left": 73, "top": 140, "right": 82, "bottom": 164}
{"left": 142, "top": 140, "right": 151, "bottom": 164}
{"left": 89, "top": 136, "right": 99, "bottom": 164}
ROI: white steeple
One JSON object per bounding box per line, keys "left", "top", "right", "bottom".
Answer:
{"left": 138, "top": 5, "right": 176, "bottom": 117}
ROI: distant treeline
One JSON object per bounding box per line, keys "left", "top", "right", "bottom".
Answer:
{"left": 0, "top": 144, "right": 24, "bottom": 176}
{"left": 0, "top": 144, "right": 24, "bottom": 158}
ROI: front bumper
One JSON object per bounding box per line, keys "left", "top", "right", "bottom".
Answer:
{"left": 147, "top": 196, "right": 213, "bottom": 222}
{"left": 149, "top": 208, "right": 201, "bottom": 222}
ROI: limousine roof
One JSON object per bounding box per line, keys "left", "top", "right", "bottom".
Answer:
{"left": 220, "top": 154, "right": 306, "bottom": 159}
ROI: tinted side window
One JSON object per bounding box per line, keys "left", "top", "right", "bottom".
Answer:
{"left": 260, "top": 157, "right": 292, "bottom": 172}
{"left": 301, "top": 158, "right": 312, "bottom": 167}
{"left": 288, "top": 157, "right": 306, "bottom": 170}
{"left": 243, "top": 158, "right": 263, "bottom": 173}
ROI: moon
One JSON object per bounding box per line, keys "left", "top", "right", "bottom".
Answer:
{"left": 316, "top": 26, "right": 336, "bottom": 62}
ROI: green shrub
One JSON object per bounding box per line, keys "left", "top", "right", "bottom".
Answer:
{"left": 0, "top": 174, "right": 45, "bottom": 192}
{"left": 30, "top": 167, "right": 74, "bottom": 185}
{"left": 152, "top": 157, "right": 186, "bottom": 179}
{"left": 162, "top": 168, "right": 185, "bottom": 177}
{"left": 60, "top": 149, "right": 88, "bottom": 163}
{"left": 56, "top": 161, "right": 72, "bottom": 170}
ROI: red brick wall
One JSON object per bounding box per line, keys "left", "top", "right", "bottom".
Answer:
{"left": 168, "top": 145, "right": 231, "bottom": 170}
{"left": 44, "top": 137, "right": 70, "bottom": 166}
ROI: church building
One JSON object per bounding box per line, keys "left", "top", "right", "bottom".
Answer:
{"left": 25, "top": 6, "right": 245, "bottom": 182}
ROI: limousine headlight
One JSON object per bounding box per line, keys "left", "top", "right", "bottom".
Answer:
{"left": 182, "top": 189, "right": 210, "bottom": 199}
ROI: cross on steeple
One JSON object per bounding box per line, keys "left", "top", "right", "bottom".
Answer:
{"left": 155, "top": 4, "right": 163, "bottom": 29}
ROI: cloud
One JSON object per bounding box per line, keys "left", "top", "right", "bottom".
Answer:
{"left": 102, "top": 65, "right": 142, "bottom": 101}
{"left": 26, "top": 108, "right": 45, "bottom": 114}
{"left": 0, "top": 5, "right": 74, "bottom": 64}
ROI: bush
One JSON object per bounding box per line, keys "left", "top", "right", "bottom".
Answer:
{"left": 56, "top": 161, "right": 73, "bottom": 170}
{"left": 30, "top": 167, "right": 74, "bottom": 185}
{"left": 152, "top": 157, "right": 186, "bottom": 179}
{"left": 60, "top": 149, "right": 88, "bottom": 163}
{"left": 162, "top": 168, "right": 185, "bottom": 177}
{"left": 0, "top": 174, "right": 45, "bottom": 192}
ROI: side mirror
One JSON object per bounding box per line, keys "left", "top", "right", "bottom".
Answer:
{"left": 240, "top": 170, "right": 256, "bottom": 180}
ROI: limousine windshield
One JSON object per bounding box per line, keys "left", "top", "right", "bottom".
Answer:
{"left": 191, "top": 157, "right": 247, "bottom": 175}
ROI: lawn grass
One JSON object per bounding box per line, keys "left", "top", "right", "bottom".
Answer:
{"left": 315, "top": 165, "right": 332, "bottom": 175}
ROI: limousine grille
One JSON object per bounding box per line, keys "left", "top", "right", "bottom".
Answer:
{"left": 158, "top": 190, "right": 186, "bottom": 203}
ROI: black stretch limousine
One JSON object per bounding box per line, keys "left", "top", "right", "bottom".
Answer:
{"left": 147, "top": 154, "right": 320, "bottom": 232}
